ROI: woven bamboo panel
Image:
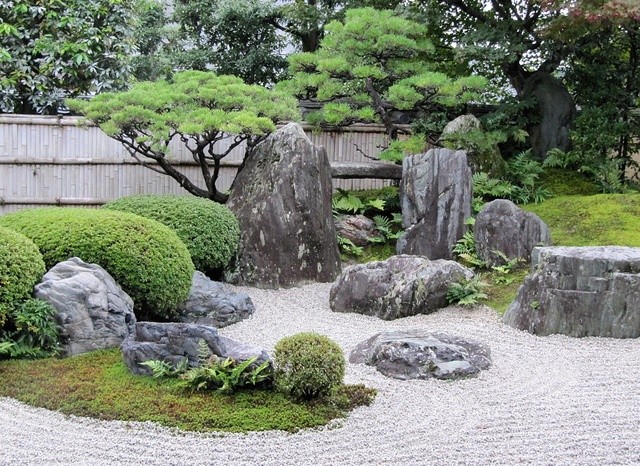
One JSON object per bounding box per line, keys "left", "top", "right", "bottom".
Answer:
{"left": 0, "top": 115, "right": 395, "bottom": 214}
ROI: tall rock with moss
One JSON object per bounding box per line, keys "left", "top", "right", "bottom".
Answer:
{"left": 226, "top": 123, "right": 341, "bottom": 288}
{"left": 396, "top": 148, "right": 472, "bottom": 260}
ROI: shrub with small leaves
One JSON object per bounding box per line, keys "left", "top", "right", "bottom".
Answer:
{"left": 0, "top": 208, "right": 194, "bottom": 321}
{"left": 0, "top": 226, "right": 46, "bottom": 327}
{"left": 104, "top": 195, "right": 240, "bottom": 277}
{"left": 273, "top": 332, "right": 345, "bottom": 401}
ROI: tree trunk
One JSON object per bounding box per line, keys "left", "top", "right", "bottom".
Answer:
{"left": 521, "top": 72, "right": 576, "bottom": 160}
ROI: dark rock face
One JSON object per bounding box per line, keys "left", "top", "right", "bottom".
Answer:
{"left": 121, "top": 322, "right": 270, "bottom": 376}
{"left": 334, "top": 214, "right": 380, "bottom": 247}
{"left": 397, "top": 148, "right": 472, "bottom": 260}
{"left": 329, "top": 255, "right": 474, "bottom": 320}
{"left": 176, "top": 272, "right": 254, "bottom": 328}
{"left": 34, "top": 257, "right": 136, "bottom": 357}
{"left": 226, "top": 123, "right": 341, "bottom": 288}
{"left": 475, "top": 199, "right": 551, "bottom": 267}
{"left": 523, "top": 72, "right": 576, "bottom": 160}
{"left": 350, "top": 330, "right": 491, "bottom": 380}
{"left": 503, "top": 246, "right": 640, "bottom": 338}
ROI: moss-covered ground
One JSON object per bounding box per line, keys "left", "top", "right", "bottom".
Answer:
{"left": 0, "top": 349, "right": 374, "bottom": 433}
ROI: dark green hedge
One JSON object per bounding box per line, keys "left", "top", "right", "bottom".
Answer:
{"left": 0, "top": 208, "right": 194, "bottom": 320}
{"left": 0, "top": 226, "right": 46, "bottom": 327}
{"left": 103, "top": 195, "right": 239, "bottom": 276}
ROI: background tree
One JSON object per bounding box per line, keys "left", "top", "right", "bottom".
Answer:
{"left": 417, "top": 0, "right": 582, "bottom": 159}
{"left": 278, "top": 8, "right": 486, "bottom": 160}
{"left": 68, "top": 71, "right": 300, "bottom": 203}
{"left": 557, "top": 0, "right": 640, "bottom": 185}
{"left": 0, "top": 0, "right": 137, "bottom": 114}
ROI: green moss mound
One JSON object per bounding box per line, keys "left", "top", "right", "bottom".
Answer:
{"left": 0, "top": 227, "right": 46, "bottom": 326}
{"left": 525, "top": 194, "right": 640, "bottom": 246}
{"left": 274, "top": 332, "right": 346, "bottom": 400}
{"left": 0, "top": 208, "right": 194, "bottom": 320}
{"left": 103, "top": 195, "right": 239, "bottom": 276}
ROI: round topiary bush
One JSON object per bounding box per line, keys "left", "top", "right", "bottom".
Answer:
{"left": 0, "top": 226, "right": 46, "bottom": 327}
{"left": 103, "top": 195, "right": 239, "bottom": 276}
{"left": 0, "top": 208, "right": 194, "bottom": 320}
{"left": 273, "top": 332, "right": 346, "bottom": 400}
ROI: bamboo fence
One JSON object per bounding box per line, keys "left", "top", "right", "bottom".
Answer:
{"left": 0, "top": 115, "right": 397, "bottom": 214}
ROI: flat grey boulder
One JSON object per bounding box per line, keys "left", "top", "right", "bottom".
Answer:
{"left": 475, "top": 199, "right": 551, "bottom": 267}
{"left": 397, "top": 148, "right": 472, "bottom": 260}
{"left": 227, "top": 122, "right": 341, "bottom": 288}
{"left": 350, "top": 330, "right": 491, "bottom": 380}
{"left": 329, "top": 255, "right": 474, "bottom": 320}
{"left": 335, "top": 214, "right": 381, "bottom": 247}
{"left": 503, "top": 246, "right": 640, "bottom": 338}
{"left": 121, "top": 322, "right": 270, "bottom": 376}
{"left": 176, "top": 272, "right": 254, "bottom": 327}
{"left": 34, "top": 257, "right": 136, "bottom": 357}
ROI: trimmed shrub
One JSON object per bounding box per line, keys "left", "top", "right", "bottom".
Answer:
{"left": 103, "top": 195, "right": 239, "bottom": 276}
{"left": 273, "top": 332, "right": 346, "bottom": 401}
{"left": 1, "top": 298, "right": 59, "bottom": 359}
{"left": 0, "top": 226, "right": 46, "bottom": 327}
{"left": 0, "top": 208, "right": 194, "bottom": 320}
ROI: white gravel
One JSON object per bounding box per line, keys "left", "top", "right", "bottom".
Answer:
{"left": 1, "top": 282, "right": 640, "bottom": 465}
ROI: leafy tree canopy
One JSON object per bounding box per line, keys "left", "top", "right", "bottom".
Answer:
{"left": 0, "top": 0, "right": 137, "bottom": 114}
{"left": 278, "top": 7, "right": 486, "bottom": 159}
{"left": 68, "top": 71, "right": 301, "bottom": 202}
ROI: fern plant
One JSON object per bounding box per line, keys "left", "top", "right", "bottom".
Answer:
{"left": 490, "top": 251, "right": 524, "bottom": 285}
{"left": 140, "top": 339, "right": 273, "bottom": 395}
{"left": 446, "top": 276, "right": 489, "bottom": 306}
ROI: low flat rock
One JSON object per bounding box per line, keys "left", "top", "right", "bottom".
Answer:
{"left": 121, "top": 322, "right": 270, "bottom": 376}
{"left": 176, "top": 272, "right": 254, "bottom": 327}
{"left": 334, "top": 214, "right": 381, "bottom": 247}
{"left": 350, "top": 330, "right": 491, "bottom": 380}
{"left": 329, "top": 255, "right": 474, "bottom": 320}
{"left": 503, "top": 246, "right": 640, "bottom": 338}
{"left": 34, "top": 257, "right": 136, "bottom": 357}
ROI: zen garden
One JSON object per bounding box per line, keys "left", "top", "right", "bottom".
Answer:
{"left": 0, "top": 0, "right": 639, "bottom": 464}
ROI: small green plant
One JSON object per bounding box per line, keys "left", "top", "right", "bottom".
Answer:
{"left": 1, "top": 299, "right": 59, "bottom": 359}
{"left": 141, "top": 340, "right": 272, "bottom": 395}
{"left": 274, "top": 332, "right": 345, "bottom": 401}
{"left": 530, "top": 300, "right": 540, "bottom": 309}
{"left": 369, "top": 214, "right": 403, "bottom": 243}
{"left": 332, "top": 190, "right": 385, "bottom": 216}
{"left": 490, "top": 251, "right": 524, "bottom": 285}
{"left": 452, "top": 218, "right": 486, "bottom": 269}
{"left": 0, "top": 341, "right": 13, "bottom": 356}
{"left": 337, "top": 236, "right": 364, "bottom": 257}
{"left": 446, "top": 276, "right": 489, "bottom": 306}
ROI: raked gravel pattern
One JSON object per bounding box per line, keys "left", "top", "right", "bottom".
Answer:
{"left": 1, "top": 282, "right": 639, "bottom": 465}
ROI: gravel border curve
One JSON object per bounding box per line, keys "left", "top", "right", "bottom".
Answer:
{"left": 1, "top": 282, "right": 639, "bottom": 465}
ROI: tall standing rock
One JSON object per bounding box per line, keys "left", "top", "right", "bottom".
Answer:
{"left": 397, "top": 148, "right": 472, "bottom": 260}
{"left": 226, "top": 123, "right": 341, "bottom": 288}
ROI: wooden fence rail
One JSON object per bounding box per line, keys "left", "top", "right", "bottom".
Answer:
{"left": 0, "top": 115, "right": 398, "bottom": 214}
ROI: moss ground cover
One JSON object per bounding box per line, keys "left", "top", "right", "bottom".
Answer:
{"left": 524, "top": 194, "right": 640, "bottom": 247}
{"left": 0, "top": 349, "right": 374, "bottom": 433}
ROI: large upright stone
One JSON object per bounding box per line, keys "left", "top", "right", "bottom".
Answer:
{"left": 34, "top": 257, "right": 136, "bottom": 357}
{"left": 503, "top": 246, "right": 640, "bottom": 338}
{"left": 397, "top": 148, "right": 472, "bottom": 260}
{"left": 475, "top": 199, "right": 551, "bottom": 267}
{"left": 226, "top": 123, "right": 341, "bottom": 288}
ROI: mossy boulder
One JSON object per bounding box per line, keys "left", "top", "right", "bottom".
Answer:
{"left": 0, "top": 208, "right": 194, "bottom": 320}
{"left": 103, "top": 195, "right": 239, "bottom": 277}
